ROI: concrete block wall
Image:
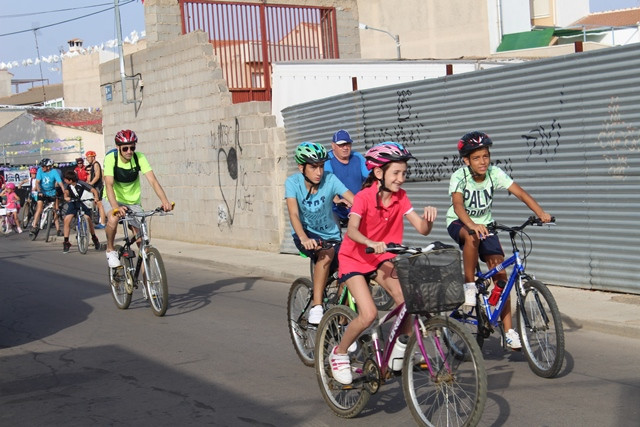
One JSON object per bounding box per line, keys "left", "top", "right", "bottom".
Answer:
{"left": 100, "top": 30, "right": 287, "bottom": 251}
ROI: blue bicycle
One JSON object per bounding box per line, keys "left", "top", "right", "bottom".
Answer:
{"left": 451, "top": 216, "right": 565, "bottom": 378}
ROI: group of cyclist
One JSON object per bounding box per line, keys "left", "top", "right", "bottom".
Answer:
{"left": 285, "top": 130, "right": 552, "bottom": 385}
{"left": 4, "top": 129, "right": 173, "bottom": 262}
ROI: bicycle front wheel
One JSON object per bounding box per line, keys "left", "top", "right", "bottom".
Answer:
{"left": 517, "top": 280, "right": 565, "bottom": 378}
{"left": 144, "top": 247, "right": 169, "bottom": 317}
{"left": 109, "top": 245, "right": 132, "bottom": 310}
{"left": 77, "top": 215, "right": 89, "bottom": 254}
{"left": 287, "top": 277, "right": 316, "bottom": 366}
{"left": 315, "top": 305, "right": 370, "bottom": 419}
{"left": 403, "top": 315, "right": 487, "bottom": 427}
{"left": 44, "top": 210, "right": 54, "bottom": 242}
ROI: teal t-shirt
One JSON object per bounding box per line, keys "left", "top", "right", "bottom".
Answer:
{"left": 285, "top": 172, "right": 348, "bottom": 240}
{"left": 445, "top": 165, "right": 514, "bottom": 227}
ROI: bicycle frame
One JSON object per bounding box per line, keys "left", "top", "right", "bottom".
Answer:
{"left": 465, "top": 251, "right": 529, "bottom": 330}
{"left": 118, "top": 215, "right": 155, "bottom": 283}
{"left": 366, "top": 304, "right": 443, "bottom": 380}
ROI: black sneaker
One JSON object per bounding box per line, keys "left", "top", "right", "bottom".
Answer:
{"left": 92, "top": 236, "right": 100, "bottom": 250}
{"left": 57, "top": 229, "right": 63, "bottom": 237}
{"left": 63, "top": 242, "right": 71, "bottom": 253}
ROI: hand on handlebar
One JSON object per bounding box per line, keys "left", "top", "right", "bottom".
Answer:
{"left": 112, "top": 205, "right": 128, "bottom": 218}
{"left": 160, "top": 201, "right": 174, "bottom": 212}
{"left": 300, "top": 236, "right": 319, "bottom": 251}
{"left": 366, "top": 240, "right": 387, "bottom": 254}
{"left": 468, "top": 223, "right": 489, "bottom": 239}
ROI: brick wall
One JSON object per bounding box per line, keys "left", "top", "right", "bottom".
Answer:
{"left": 100, "top": 30, "right": 286, "bottom": 251}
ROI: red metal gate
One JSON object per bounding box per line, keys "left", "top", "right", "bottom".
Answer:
{"left": 179, "top": 0, "right": 339, "bottom": 103}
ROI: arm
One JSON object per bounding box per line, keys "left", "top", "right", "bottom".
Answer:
{"left": 104, "top": 175, "right": 119, "bottom": 213}
{"left": 345, "top": 213, "right": 387, "bottom": 254}
{"left": 88, "top": 163, "right": 100, "bottom": 187}
{"left": 286, "top": 197, "right": 318, "bottom": 251}
{"left": 335, "top": 189, "right": 355, "bottom": 208}
{"left": 507, "top": 182, "right": 551, "bottom": 222}
{"left": 143, "top": 170, "right": 173, "bottom": 211}
{"left": 34, "top": 179, "right": 41, "bottom": 193}
{"left": 406, "top": 206, "right": 437, "bottom": 236}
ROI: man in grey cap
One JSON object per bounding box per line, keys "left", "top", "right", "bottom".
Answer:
{"left": 324, "top": 129, "right": 369, "bottom": 224}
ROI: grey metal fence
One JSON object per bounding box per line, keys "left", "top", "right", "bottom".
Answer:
{"left": 282, "top": 43, "right": 640, "bottom": 294}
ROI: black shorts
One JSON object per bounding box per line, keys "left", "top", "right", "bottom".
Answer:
{"left": 293, "top": 230, "right": 340, "bottom": 272}
{"left": 447, "top": 219, "right": 504, "bottom": 262}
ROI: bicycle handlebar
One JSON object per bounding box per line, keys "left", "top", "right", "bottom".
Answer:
{"left": 487, "top": 216, "right": 556, "bottom": 234}
{"left": 365, "top": 240, "right": 455, "bottom": 255}
{"left": 112, "top": 202, "right": 175, "bottom": 218}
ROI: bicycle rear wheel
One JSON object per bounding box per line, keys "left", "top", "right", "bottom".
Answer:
{"left": 144, "top": 247, "right": 169, "bottom": 317}
{"left": 315, "top": 305, "right": 370, "bottom": 419}
{"left": 44, "top": 210, "right": 54, "bottom": 242}
{"left": 77, "top": 215, "right": 89, "bottom": 254}
{"left": 109, "top": 245, "right": 132, "bottom": 309}
{"left": 287, "top": 277, "right": 316, "bottom": 366}
{"left": 517, "top": 279, "right": 565, "bottom": 378}
{"left": 403, "top": 315, "right": 487, "bottom": 427}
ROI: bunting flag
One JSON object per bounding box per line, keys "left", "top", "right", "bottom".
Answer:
{"left": 0, "top": 30, "right": 145, "bottom": 71}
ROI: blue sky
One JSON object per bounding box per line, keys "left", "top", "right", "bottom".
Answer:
{"left": 0, "top": 0, "right": 638, "bottom": 91}
{"left": 0, "top": 1, "right": 144, "bottom": 90}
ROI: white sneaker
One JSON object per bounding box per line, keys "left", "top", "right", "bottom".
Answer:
{"left": 505, "top": 329, "right": 522, "bottom": 350}
{"left": 463, "top": 283, "right": 477, "bottom": 306}
{"left": 308, "top": 305, "right": 323, "bottom": 324}
{"left": 106, "top": 250, "right": 121, "bottom": 268}
{"left": 329, "top": 346, "right": 352, "bottom": 384}
{"left": 347, "top": 341, "right": 357, "bottom": 353}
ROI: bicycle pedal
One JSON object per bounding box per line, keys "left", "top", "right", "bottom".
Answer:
{"left": 123, "top": 250, "right": 136, "bottom": 259}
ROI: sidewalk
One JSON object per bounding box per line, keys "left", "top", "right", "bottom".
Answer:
{"left": 154, "top": 238, "right": 640, "bottom": 340}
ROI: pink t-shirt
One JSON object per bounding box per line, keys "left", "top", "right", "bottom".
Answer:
{"left": 5, "top": 191, "right": 19, "bottom": 210}
{"left": 338, "top": 183, "right": 413, "bottom": 276}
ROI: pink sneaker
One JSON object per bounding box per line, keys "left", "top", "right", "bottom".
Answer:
{"left": 329, "top": 346, "right": 352, "bottom": 385}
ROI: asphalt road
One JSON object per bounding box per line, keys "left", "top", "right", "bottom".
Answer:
{"left": 1, "top": 234, "right": 639, "bottom": 426}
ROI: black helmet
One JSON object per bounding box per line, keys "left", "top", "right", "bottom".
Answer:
{"left": 457, "top": 131, "right": 493, "bottom": 157}
{"left": 40, "top": 158, "right": 54, "bottom": 167}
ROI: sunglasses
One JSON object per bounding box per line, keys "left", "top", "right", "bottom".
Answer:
{"left": 120, "top": 145, "right": 136, "bottom": 153}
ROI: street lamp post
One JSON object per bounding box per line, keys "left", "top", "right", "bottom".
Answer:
{"left": 358, "top": 23, "right": 401, "bottom": 60}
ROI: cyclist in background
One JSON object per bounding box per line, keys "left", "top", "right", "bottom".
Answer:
{"left": 446, "top": 131, "right": 552, "bottom": 350}
{"left": 103, "top": 130, "right": 172, "bottom": 268}
{"left": 285, "top": 142, "right": 354, "bottom": 325}
{"left": 323, "top": 129, "right": 368, "bottom": 226}
{"left": 74, "top": 157, "right": 89, "bottom": 182}
{"left": 30, "top": 158, "right": 64, "bottom": 238}
{"left": 85, "top": 150, "right": 106, "bottom": 229}
{"left": 0, "top": 183, "right": 22, "bottom": 234}
{"left": 61, "top": 170, "right": 101, "bottom": 253}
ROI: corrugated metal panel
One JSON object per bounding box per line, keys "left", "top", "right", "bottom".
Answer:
{"left": 282, "top": 43, "right": 640, "bottom": 294}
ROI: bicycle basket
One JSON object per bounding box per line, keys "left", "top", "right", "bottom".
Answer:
{"left": 393, "top": 249, "right": 464, "bottom": 315}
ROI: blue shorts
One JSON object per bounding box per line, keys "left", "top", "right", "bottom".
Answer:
{"left": 447, "top": 220, "right": 504, "bottom": 262}
{"left": 65, "top": 200, "right": 91, "bottom": 218}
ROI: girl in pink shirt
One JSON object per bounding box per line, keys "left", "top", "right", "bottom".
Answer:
{"left": 329, "top": 142, "right": 437, "bottom": 385}
{"left": 1, "top": 183, "right": 22, "bottom": 233}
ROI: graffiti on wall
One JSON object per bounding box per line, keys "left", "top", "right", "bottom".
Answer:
{"left": 520, "top": 119, "right": 561, "bottom": 163}
{"left": 213, "top": 118, "right": 255, "bottom": 230}
{"left": 597, "top": 97, "right": 639, "bottom": 179}
{"left": 366, "top": 89, "right": 430, "bottom": 150}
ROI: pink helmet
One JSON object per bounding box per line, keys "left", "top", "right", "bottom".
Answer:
{"left": 29, "top": 167, "right": 37, "bottom": 174}
{"left": 364, "top": 142, "right": 415, "bottom": 170}
{"left": 5, "top": 182, "right": 15, "bottom": 190}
